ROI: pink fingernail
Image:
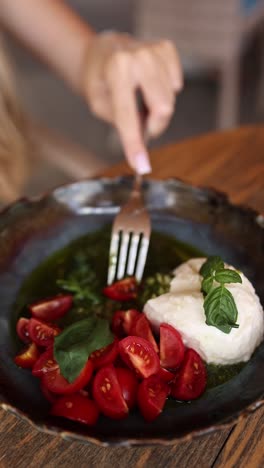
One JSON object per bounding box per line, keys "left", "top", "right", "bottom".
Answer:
{"left": 134, "top": 152, "right": 152, "bottom": 175}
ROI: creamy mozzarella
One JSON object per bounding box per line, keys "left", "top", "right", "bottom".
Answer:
{"left": 144, "top": 258, "right": 264, "bottom": 365}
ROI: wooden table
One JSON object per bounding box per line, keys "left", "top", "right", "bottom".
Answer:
{"left": 0, "top": 126, "right": 263, "bottom": 468}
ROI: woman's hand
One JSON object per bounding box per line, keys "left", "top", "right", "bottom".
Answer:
{"left": 82, "top": 32, "right": 183, "bottom": 174}
{"left": 0, "top": 2, "right": 183, "bottom": 175}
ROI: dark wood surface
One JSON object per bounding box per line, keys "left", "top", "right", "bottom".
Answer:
{"left": 1, "top": 125, "right": 263, "bottom": 468}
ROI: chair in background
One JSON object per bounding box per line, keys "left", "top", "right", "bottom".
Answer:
{"left": 135, "top": 0, "right": 264, "bottom": 129}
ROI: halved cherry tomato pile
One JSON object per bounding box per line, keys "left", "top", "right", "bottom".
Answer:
{"left": 14, "top": 281, "right": 207, "bottom": 426}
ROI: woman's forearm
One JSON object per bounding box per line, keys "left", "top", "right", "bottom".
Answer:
{"left": 0, "top": 0, "right": 183, "bottom": 174}
{"left": 0, "top": 0, "right": 96, "bottom": 93}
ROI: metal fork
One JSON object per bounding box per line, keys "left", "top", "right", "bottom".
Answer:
{"left": 107, "top": 174, "right": 151, "bottom": 284}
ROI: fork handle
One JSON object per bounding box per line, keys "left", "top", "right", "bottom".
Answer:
{"left": 131, "top": 91, "right": 148, "bottom": 196}
{"left": 131, "top": 173, "right": 143, "bottom": 198}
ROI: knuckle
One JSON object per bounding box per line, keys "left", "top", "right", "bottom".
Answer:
{"left": 105, "top": 50, "right": 130, "bottom": 74}
{"left": 154, "top": 101, "right": 174, "bottom": 118}
{"left": 159, "top": 38, "right": 175, "bottom": 53}
{"left": 134, "top": 47, "right": 152, "bottom": 64}
{"left": 176, "top": 77, "right": 184, "bottom": 91}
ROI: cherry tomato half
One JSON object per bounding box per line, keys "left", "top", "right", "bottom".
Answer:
{"left": 42, "top": 359, "right": 93, "bottom": 395}
{"left": 29, "top": 294, "right": 73, "bottom": 321}
{"left": 119, "top": 336, "right": 160, "bottom": 379}
{"left": 111, "top": 309, "right": 141, "bottom": 338}
{"left": 115, "top": 367, "right": 138, "bottom": 409}
{"left": 158, "top": 367, "right": 175, "bottom": 384}
{"left": 32, "top": 346, "right": 57, "bottom": 377}
{"left": 130, "top": 315, "right": 158, "bottom": 352}
{"left": 14, "top": 342, "right": 40, "bottom": 369}
{"left": 40, "top": 381, "right": 58, "bottom": 403}
{"left": 160, "top": 323, "right": 185, "bottom": 369}
{"left": 28, "top": 318, "right": 60, "bottom": 347}
{"left": 137, "top": 375, "right": 169, "bottom": 422}
{"left": 170, "top": 348, "right": 207, "bottom": 401}
{"left": 103, "top": 277, "right": 138, "bottom": 301}
{"left": 92, "top": 364, "right": 128, "bottom": 419}
{"left": 50, "top": 394, "right": 99, "bottom": 426}
{"left": 90, "top": 339, "right": 119, "bottom": 370}
{"left": 16, "top": 317, "right": 30, "bottom": 344}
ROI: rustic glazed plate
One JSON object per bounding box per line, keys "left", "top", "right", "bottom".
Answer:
{"left": 0, "top": 177, "right": 263, "bottom": 447}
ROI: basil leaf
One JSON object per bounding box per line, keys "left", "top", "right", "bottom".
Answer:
{"left": 201, "top": 276, "right": 214, "bottom": 295}
{"left": 214, "top": 269, "right": 242, "bottom": 285}
{"left": 57, "top": 255, "right": 102, "bottom": 306}
{"left": 200, "top": 256, "right": 224, "bottom": 278}
{"left": 203, "top": 285, "right": 239, "bottom": 334}
{"left": 54, "top": 317, "right": 113, "bottom": 382}
{"left": 57, "top": 277, "right": 101, "bottom": 304}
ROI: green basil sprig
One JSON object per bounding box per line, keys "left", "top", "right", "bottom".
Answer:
{"left": 199, "top": 256, "right": 242, "bottom": 334}
{"left": 54, "top": 317, "right": 114, "bottom": 382}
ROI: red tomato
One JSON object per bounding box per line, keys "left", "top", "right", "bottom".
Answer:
{"left": 14, "top": 342, "right": 40, "bottom": 369}
{"left": 40, "top": 381, "right": 57, "bottom": 403}
{"left": 137, "top": 375, "right": 169, "bottom": 422}
{"left": 158, "top": 367, "right": 175, "bottom": 383}
{"left": 92, "top": 364, "right": 128, "bottom": 419}
{"left": 16, "top": 317, "right": 30, "bottom": 343}
{"left": 113, "top": 354, "right": 127, "bottom": 368}
{"left": 130, "top": 315, "right": 159, "bottom": 352}
{"left": 32, "top": 347, "right": 57, "bottom": 377}
{"left": 119, "top": 336, "right": 160, "bottom": 379}
{"left": 28, "top": 318, "right": 60, "bottom": 347}
{"left": 50, "top": 394, "right": 99, "bottom": 426}
{"left": 160, "top": 323, "right": 185, "bottom": 369}
{"left": 29, "top": 294, "right": 73, "bottom": 321}
{"left": 170, "top": 348, "right": 207, "bottom": 401}
{"left": 115, "top": 367, "right": 138, "bottom": 409}
{"left": 90, "top": 339, "right": 119, "bottom": 370}
{"left": 42, "top": 359, "right": 93, "bottom": 395}
{"left": 103, "top": 277, "right": 138, "bottom": 301}
{"left": 79, "top": 389, "right": 90, "bottom": 398}
{"left": 111, "top": 309, "right": 140, "bottom": 337}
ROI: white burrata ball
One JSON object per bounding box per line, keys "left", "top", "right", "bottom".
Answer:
{"left": 144, "top": 258, "right": 264, "bottom": 365}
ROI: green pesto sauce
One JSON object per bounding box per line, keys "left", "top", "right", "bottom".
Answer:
{"left": 206, "top": 362, "right": 245, "bottom": 388}
{"left": 13, "top": 227, "right": 245, "bottom": 390}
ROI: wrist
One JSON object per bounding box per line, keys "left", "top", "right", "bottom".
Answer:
{"left": 78, "top": 30, "right": 120, "bottom": 98}
{"left": 70, "top": 28, "right": 97, "bottom": 95}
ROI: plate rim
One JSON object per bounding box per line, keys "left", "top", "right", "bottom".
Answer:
{"left": 0, "top": 175, "right": 263, "bottom": 447}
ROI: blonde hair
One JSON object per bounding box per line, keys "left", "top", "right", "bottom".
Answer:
{"left": 0, "top": 38, "right": 30, "bottom": 202}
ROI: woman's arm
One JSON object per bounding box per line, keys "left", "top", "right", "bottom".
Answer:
{"left": 0, "top": 0, "right": 183, "bottom": 174}
{"left": 0, "top": 0, "right": 95, "bottom": 92}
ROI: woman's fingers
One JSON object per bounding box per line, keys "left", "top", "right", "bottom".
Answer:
{"left": 86, "top": 85, "right": 112, "bottom": 123}
{"left": 105, "top": 51, "right": 151, "bottom": 174}
{"left": 133, "top": 47, "right": 175, "bottom": 137}
{"left": 154, "top": 39, "right": 183, "bottom": 92}
{"left": 82, "top": 33, "right": 183, "bottom": 171}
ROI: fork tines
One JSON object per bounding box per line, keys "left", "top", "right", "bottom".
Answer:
{"left": 107, "top": 175, "right": 151, "bottom": 285}
{"left": 108, "top": 228, "right": 150, "bottom": 285}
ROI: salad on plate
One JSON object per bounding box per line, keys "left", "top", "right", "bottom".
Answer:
{"left": 13, "top": 229, "right": 264, "bottom": 426}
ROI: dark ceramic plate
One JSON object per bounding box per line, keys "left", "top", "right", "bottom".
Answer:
{"left": 0, "top": 177, "right": 263, "bottom": 447}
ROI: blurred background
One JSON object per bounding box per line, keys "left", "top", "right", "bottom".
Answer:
{"left": 5, "top": 0, "right": 264, "bottom": 195}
